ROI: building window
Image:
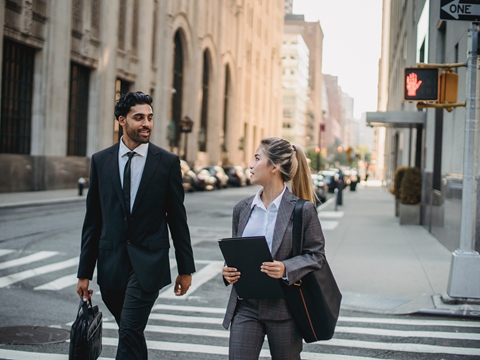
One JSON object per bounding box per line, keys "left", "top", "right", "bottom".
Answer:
{"left": 199, "top": 50, "right": 211, "bottom": 152}
{"left": 131, "top": 0, "right": 139, "bottom": 55}
{"left": 72, "top": 0, "right": 83, "bottom": 33}
{"left": 118, "top": 0, "right": 127, "bottom": 50}
{"left": 113, "top": 79, "right": 130, "bottom": 143}
{"left": 67, "top": 63, "right": 90, "bottom": 156}
{"left": 170, "top": 31, "right": 184, "bottom": 150}
{"left": 222, "top": 65, "right": 231, "bottom": 154}
{"left": 0, "top": 39, "right": 35, "bottom": 154}
{"left": 91, "top": 0, "right": 100, "bottom": 39}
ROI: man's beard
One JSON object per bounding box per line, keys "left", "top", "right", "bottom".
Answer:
{"left": 125, "top": 124, "right": 150, "bottom": 144}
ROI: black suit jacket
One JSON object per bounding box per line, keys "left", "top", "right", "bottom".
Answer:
{"left": 77, "top": 142, "right": 195, "bottom": 292}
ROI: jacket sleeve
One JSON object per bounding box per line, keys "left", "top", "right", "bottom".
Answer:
{"left": 77, "top": 155, "right": 102, "bottom": 280}
{"left": 282, "top": 201, "right": 326, "bottom": 285}
{"left": 165, "top": 156, "right": 196, "bottom": 275}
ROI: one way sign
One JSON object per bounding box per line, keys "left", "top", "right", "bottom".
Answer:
{"left": 440, "top": 0, "right": 480, "bottom": 21}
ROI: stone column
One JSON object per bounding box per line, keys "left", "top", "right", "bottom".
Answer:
{"left": 31, "top": 0, "right": 72, "bottom": 156}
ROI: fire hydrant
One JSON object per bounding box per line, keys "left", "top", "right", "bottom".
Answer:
{"left": 78, "top": 177, "right": 86, "bottom": 196}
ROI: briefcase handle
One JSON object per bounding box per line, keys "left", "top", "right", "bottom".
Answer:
{"left": 77, "top": 298, "right": 93, "bottom": 323}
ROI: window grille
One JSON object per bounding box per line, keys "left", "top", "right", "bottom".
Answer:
{"left": 199, "top": 51, "right": 210, "bottom": 152}
{"left": 170, "top": 31, "right": 184, "bottom": 149}
{"left": 67, "top": 63, "right": 90, "bottom": 156}
{"left": 0, "top": 39, "right": 35, "bottom": 154}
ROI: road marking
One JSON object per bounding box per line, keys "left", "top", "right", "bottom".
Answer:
{"left": 0, "top": 251, "right": 58, "bottom": 270}
{"left": 0, "top": 257, "right": 78, "bottom": 288}
{"left": 0, "top": 249, "right": 15, "bottom": 257}
{"left": 152, "top": 303, "right": 225, "bottom": 314}
{"left": 34, "top": 269, "right": 97, "bottom": 291}
{"left": 158, "top": 261, "right": 223, "bottom": 299}
{"left": 147, "top": 312, "right": 221, "bottom": 324}
{"left": 340, "top": 316, "right": 480, "bottom": 328}
{"left": 0, "top": 349, "right": 112, "bottom": 360}
{"left": 335, "top": 326, "right": 480, "bottom": 340}
{"left": 319, "top": 211, "right": 345, "bottom": 218}
{"left": 319, "top": 220, "right": 339, "bottom": 230}
{"left": 104, "top": 322, "right": 228, "bottom": 338}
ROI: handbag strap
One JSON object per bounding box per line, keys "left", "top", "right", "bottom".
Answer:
{"left": 292, "top": 199, "right": 306, "bottom": 257}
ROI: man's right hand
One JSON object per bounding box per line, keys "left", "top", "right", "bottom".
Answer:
{"left": 76, "top": 278, "right": 93, "bottom": 301}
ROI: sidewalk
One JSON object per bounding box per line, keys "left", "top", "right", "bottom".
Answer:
{"left": 319, "top": 181, "right": 480, "bottom": 318}
{"left": 1, "top": 182, "right": 479, "bottom": 318}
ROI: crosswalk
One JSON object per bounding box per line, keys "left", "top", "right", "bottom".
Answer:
{"left": 1, "top": 248, "right": 479, "bottom": 359}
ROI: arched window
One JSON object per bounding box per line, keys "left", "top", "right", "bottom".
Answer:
{"left": 169, "top": 30, "right": 184, "bottom": 150}
{"left": 198, "top": 50, "right": 211, "bottom": 152}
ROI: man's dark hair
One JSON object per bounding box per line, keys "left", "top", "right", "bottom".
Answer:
{"left": 114, "top": 91, "right": 153, "bottom": 119}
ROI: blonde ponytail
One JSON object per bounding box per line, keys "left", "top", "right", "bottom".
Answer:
{"left": 260, "top": 137, "right": 316, "bottom": 203}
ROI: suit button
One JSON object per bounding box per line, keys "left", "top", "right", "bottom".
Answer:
{"left": 127, "top": 240, "right": 131, "bottom": 245}
{"left": 124, "top": 217, "right": 127, "bottom": 222}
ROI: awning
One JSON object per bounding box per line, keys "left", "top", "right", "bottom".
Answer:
{"left": 366, "top": 111, "right": 426, "bottom": 128}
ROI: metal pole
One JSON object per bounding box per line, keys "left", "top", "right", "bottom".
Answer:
{"left": 446, "top": 22, "right": 480, "bottom": 299}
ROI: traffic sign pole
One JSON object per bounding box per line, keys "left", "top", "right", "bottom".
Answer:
{"left": 446, "top": 22, "right": 480, "bottom": 299}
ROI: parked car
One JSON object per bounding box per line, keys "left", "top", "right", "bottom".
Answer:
{"left": 180, "top": 160, "right": 196, "bottom": 192}
{"left": 193, "top": 169, "right": 217, "bottom": 191}
{"left": 320, "top": 169, "right": 339, "bottom": 193}
{"left": 311, "top": 173, "right": 328, "bottom": 203}
{"left": 224, "top": 165, "right": 248, "bottom": 187}
{"left": 202, "top": 166, "right": 229, "bottom": 189}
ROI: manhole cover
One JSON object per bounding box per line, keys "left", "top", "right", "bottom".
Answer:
{"left": 0, "top": 326, "right": 70, "bottom": 345}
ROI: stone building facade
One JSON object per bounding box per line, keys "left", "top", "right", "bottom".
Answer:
{"left": 0, "top": 0, "right": 284, "bottom": 192}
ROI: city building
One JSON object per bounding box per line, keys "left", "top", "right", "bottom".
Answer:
{"left": 0, "top": 0, "right": 284, "bottom": 192}
{"left": 373, "top": 0, "right": 480, "bottom": 255}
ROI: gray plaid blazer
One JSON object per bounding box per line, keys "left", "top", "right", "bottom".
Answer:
{"left": 222, "top": 188, "right": 326, "bottom": 329}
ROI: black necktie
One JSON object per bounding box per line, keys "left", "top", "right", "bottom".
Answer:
{"left": 123, "top": 152, "right": 135, "bottom": 215}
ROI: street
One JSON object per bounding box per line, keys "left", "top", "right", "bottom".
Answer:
{"left": 0, "top": 187, "right": 479, "bottom": 359}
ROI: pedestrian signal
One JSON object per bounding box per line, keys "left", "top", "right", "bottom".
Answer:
{"left": 404, "top": 68, "right": 439, "bottom": 101}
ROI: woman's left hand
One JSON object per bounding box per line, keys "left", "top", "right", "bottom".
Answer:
{"left": 261, "top": 260, "right": 285, "bottom": 279}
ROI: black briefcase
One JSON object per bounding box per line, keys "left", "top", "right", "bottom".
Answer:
{"left": 69, "top": 299, "right": 103, "bottom": 360}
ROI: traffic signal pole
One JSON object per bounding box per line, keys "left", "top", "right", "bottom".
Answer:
{"left": 446, "top": 22, "right": 480, "bottom": 300}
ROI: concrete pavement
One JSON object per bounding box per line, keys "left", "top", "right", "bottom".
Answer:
{"left": 1, "top": 181, "right": 479, "bottom": 318}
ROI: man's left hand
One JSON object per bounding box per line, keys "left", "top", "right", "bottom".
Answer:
{"left": 174, "top": 274, "right": 192, "bottom": 296}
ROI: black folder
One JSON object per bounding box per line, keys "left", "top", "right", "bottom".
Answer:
{"left": 218, "top": 236, "right": 284, "bottom": 299}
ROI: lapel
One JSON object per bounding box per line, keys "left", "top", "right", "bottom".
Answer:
{"left": 236, "top": 196, "right": 255, "bottom": 237}
{"left": 131, "top": 143, "right": 162, "bottom": 215}
{"left": 271, "top": 188, "right": 297, "bottom": 257}
{"left": 107, "top": 143, "right": 126, "bottom": 214}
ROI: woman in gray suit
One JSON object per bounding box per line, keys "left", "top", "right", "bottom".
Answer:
{"left": 222, "top": 137, "right": 326, "bottom": 359}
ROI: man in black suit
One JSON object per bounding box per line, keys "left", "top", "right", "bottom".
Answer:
{"left": 76, "top": 91, "right": 195, "bottom": 359}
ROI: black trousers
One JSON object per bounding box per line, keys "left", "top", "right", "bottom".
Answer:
{"left": 101, "top": 270, "right": 159, "bottom": 360}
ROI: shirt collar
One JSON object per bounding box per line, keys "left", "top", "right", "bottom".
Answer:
{"left": 119, "top": 136, "right": 149, "bottom": 157}
{"left": 251, "top": 184, "right": 287, "bottom": 210}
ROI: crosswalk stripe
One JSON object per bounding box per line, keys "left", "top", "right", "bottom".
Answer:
{"left": 158, "top": 261, "right": 223, "bottom": 299}
{"left": 321, "top": 338, "right": 480, "bottom": 356}
{"left": 104, "top": 322, "right": 228, "bottom": 338}
{"left": 0, "top": 349, "right": 113, "bottom": 360}
{"left": 0, "top": 251, "right": 58, "bottom": 270}
{"left": 152, "top": 303, "right": 225, "bottom": 314}
{"left": 0, "top": 249, "right": 15, "bottom": 257}
{"left": 34, "top": 269, "right": 97, "bottom": 291}
{"left": 147, "top": 312, "right": 221, "bottom": 324}
{"left": 340, "top": 316, "right": 480, "bottom": 328}
{"left": 335, "top": 326, "right": 480, "bottom": 340}
{"left": 0, "top": 257, "right": 78, "bottom": 288}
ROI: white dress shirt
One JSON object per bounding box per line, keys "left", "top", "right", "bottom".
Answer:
{"left": 118, "top": 138, "right": 149, "bottom": 212}
{"left": 242, "top": 185, "right": 287, "bottom": 253}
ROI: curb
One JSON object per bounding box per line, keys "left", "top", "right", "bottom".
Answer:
{"left": 0, "top": 196, "right": 86, "bottom": 210}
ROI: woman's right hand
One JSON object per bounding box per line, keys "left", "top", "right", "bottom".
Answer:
{"left": 222, "top": 266, "right": 241, "bottom": 284}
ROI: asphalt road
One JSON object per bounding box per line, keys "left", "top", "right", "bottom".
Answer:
{"left": 0, "top": 186, "right": 479, "bottom": 359}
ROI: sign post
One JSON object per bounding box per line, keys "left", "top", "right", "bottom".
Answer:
{"left": 446, "top": 22, "right": 480, "bottom": 300}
